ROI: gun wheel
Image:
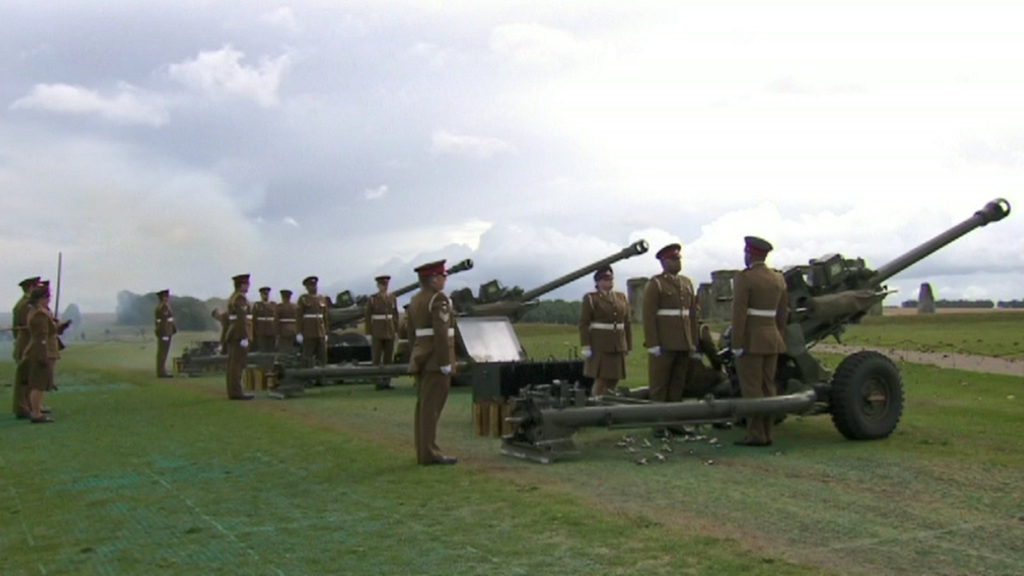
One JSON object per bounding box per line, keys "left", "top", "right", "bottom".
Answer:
{"left": 829, "top": 351, "right": 904, "bottom": 440}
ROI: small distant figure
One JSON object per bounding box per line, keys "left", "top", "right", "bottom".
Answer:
{"left": 275, "top": 290, "right": 298, "bottom": 353}
{"left": 578, "top": 265, "right": 632, "bottom": 397}
{"left": 297, "top": 276, "right": 329, "bottom": 366}
{"left": 253, "top": 286, "right": 278, "bottom": 352}
{"left": 365, "top": 274, "right": 399, "bottom": 390}
{"left": 224, "top": 274, "right": 254, "bottom": 400}
{"left": 154, "top": 289, "right": 176, "bottom": 378}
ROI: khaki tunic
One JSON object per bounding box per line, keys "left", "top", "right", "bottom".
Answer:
{"left": 731, "top": 262, "right": 788, "bottom": 443}
{"left": 224, "top": 291, "right": 251, "bottom": 398}
{"left": 578, "top": 290, "right": 632, "bottom": 380}
{"left": 12, "top": 294, "right": 33, "bottom": 414}
{"left": 275, "top": 301, "right": 298, "bottom": 351}
{"left": 297, "top": 293, "right": 329, "bottom": 338}
{"left": 364, "top": 292, "right": 399, "bottom": 340}
{"left": 642, "top": 273, "right": 699, "bottom": 351}
{"left": 23, "top": 305, "right": 60, "bottom": 392}
{"left": 252, "top": 300, "right": 277, "bottom": 351}
{"left": 154, "top": 301, "right": 176, "bottom": 376}
{"left": 408, "top": 287, "right": 457, "bottom": 465}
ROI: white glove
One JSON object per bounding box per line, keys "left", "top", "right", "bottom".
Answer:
{"left": 690, "top": 351, "right": 702, "bottom": 359}
{"left": 296, "top": 334, "right": 304, "bottom": 344}
{"left": 161, "top": 337, "right": 169, "bottom": 342}
{"left": 581, "top": 346, "right": 592, "bottom": 359}
{"left": 733, "top": 348, "right": 744, "bottom": 357}
{"left": 240, "top": 339, "right": 248, "bottom": 348}
{"left": 440, "top": 364, "right": 452, "bottom": 375}
{"left": 648, "top": 346, "right": 661, "bottom": 357}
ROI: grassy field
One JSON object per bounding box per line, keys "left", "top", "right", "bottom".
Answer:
{"left": 1, "top": 315, "right": 1022, "bottom": 576}
{"left": 838, "top": 311, "right": 1024, "bottom": 359}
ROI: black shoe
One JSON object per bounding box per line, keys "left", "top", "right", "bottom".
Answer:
{"left": 434, "top": 456, "right": 458, "bottom": 465}
{"left": 229, "top": 394, "right": 255, "bottom": 401}
{"left": 41, "top": 407, "right": 52, "bottom": 414}
{"left": 733, "top": 438, "right": 771, "bottom": 447}
{"left": 30, "top": 416, "right": 54, "bottom": 424}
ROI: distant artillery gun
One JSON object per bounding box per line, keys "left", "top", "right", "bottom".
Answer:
{"left": 449, "top": 240, "right": 650, "bottom": 320}
{"left": 501, "top": 198, "right": 1012, "bottom": 463}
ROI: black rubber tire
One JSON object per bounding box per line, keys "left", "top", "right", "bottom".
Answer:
{"left": 829, "top": 351, "right": 904, "bottom": 440}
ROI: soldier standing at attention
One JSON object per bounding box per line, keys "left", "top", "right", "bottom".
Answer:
{"left": 578, "top": 265, "right": 632, "bottom": 397}
{"left": 364, "top": 274, "right": 400, "bottom": 390}
{"left": 731, "top": 236, "right": 788, "bottom": 447}
{"left": 23, "top": 284, "right": 60, "bottom": 423}
{"left": 275, "top": 289, "right": 298, "bottom": 353}
{"left": 252, "top": 287, "right": 277, "bottom": 352}
{"left": 154, "top": 289, "right": 176, "bottom": 378}
{"left": 642, "top": 243, "right": 700, "bottom": 438}
{"left": 12, "top": 276, "right": 41, "bottom": 418}
{"left": 297, "top": 276, "right": 329, "bottom": 366}
{"left": 408, "top": 260, "right": 457, "bottom": 465}
{"left": 224, "top": 274, "right": 254, "bottom": 400}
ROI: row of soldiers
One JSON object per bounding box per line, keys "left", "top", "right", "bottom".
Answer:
{"left": 579, "top": 236, "right": 787, "bottom": 447}
{"left": 10, "top": 276, "right": 71, "bottom": 423}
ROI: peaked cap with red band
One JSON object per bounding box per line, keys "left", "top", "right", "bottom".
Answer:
{"left": 593, "top": 265, "right": 613, "bottom": 281}
{"left": 414, "top": 260, "right": 447, "bottom": 278}
{"left": 19, "top": 276, "right": 41, "bottom": 289}
{"left": 656, "top": 243, "right": 681, "bottom": 260}
{"left": 744, "top": 236, "right": 773, "bottom": 257}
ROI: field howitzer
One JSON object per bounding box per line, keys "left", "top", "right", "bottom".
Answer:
{"left": 328, "top": 259, "right": 474, "bottom": 330}
{"left": 451, "top": 240, "right": 650, "bottom": 320}
{"left": 502, "top": 198, "right": 1012, "bottom": 463}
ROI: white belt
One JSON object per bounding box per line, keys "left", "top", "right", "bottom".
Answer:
{"left": 228, "top": 315, "right": 238, "bottom": 320}
{"left": 279, "top": 319, "right": 296, "bottom": 323}
{"left": 415, "top": 328, "right": 455, "bottom": 337}
{"left": 166, "top": 316, "right": 174, "bottom": 322}
{"left": 257, "top": 318, "right": 274, "bottom": 322}
{"left": 590, "top": 322, "right": 624, "bottom": 330}
{"left": 656, "top": 309, "right": 689, "bottom": 317}
{"left": 748, "top": 308, "right": 776, "bottom": 317}
{"left": 303, "top": 314, "right": 322, "bottom": 319}
{"left": 371, "top": 314, "right": 392, "bottom": 320}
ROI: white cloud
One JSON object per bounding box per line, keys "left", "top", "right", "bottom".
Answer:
{"left": 167, "top": 45, "right": 291, "bottom": 107}
{"left": 10, "top": 82, "right": 169, "bottom": 126}
{"left": 490, "top": 23, "right": 601, "bottom": 67}
{"left": 364, "top": 185, "right": 388, "bottom": 200}
{"left": 430, "top": 130, "right": 516, "bottom": 159}
{"left": 261, "top": 7, "right": 300, "bottom": 32}
{"left": 283, "top": 216, "right": 299, "bottom": 227}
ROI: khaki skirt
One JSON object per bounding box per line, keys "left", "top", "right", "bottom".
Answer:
{"left": 584, "top": 352, "right": 626, "bottom": 380}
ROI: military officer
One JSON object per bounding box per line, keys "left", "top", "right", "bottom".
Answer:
{"left": 154, "top": 289, "right": 176, "bottom": 378}
{"left": 364, "top": 275, "right": 400, "bottom": 390}
{"left": 731, "top": 236, "right": 788, "bottom": 447}
{"left": 22, "top": 284, "right": 60, "bottom": 423}
{"left": 296, "top": 276, "right": 329, "bottom": 366}
{"left": 224, "top": 274, "right": 255, "bottom": 400}
{"left": 275, "top": 289, "right": 298, "bottom": 353}
{"left": 578, "top": 265, "right": 632, "bottom": 397}
{"left": 252, "top": 286, "right": 277, "bottom": 352}
{"left": 642, "top": 243, "right": 700, "bottom": 437}
{"left": 12, "top": 276, "right": 41, "bottom": 418}
{"left": 408, "top": 260, "right": 457, "bottom": 465}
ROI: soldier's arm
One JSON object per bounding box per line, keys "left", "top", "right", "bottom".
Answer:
{"left": 391, "top": 296, "right": 400, "bottom": 333}
{"left": 641, "top": 279, "right": 659, "bottom": 348}
{"left": 363, "top": 299, "right": 372, "bottom": 334}
{"left": 578, "top": 294, "right": 593, "bottom": 348}
{"left": 622, "top": 293, "right": 633, "bottom": 352}
{"left": 26, "top": 311, "right": 47, "bottom": 364}
{"left": 430, "top": 295, "right": 452, "bottom": 368}
{"left": 731, "top": 273, "right": 749, "bottom": 351}
{"left": 321, "top": 297, "right": 330, "bottom": 334}
{"left": 775, "top": 277, "right": 788, "bottom": 336}
{"left": 688, "top": 279, "right": 700, "bottom": 346}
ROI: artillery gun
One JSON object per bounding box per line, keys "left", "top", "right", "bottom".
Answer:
{"left": 501, "top": 198, "right": 1012, "bottom": 463}
{"left": 451, "top": 240, "right": 650, "bottom": 320}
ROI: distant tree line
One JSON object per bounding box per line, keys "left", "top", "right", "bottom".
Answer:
{"left": 115, "top": 290, "right": 220, "bottom": 331}
{"left": 996, "top": 299, "right": 1024, "bottom": 309}
{"left": 519, "top": 299, "right": 583, "bottom": 324}
{"left": 900, "top": 299, "right": 996, "bottom": 309}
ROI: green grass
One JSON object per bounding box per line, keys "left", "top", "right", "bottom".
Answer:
{"left": 2, "top": 320, "right": 1023, "bottom": 576}
{"left": 839, "top": 311, "right": 1024, "bottom": 358}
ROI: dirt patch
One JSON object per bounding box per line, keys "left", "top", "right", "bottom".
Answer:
{"left": 815, "top": 344, "right": 1024, "bottom": 377}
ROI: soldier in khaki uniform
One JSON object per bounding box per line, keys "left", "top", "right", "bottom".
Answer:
{"left": 275, "top": 289, "right": 298, "bottom": 353}
{"left": 224, "top": 274, "right": 255, "bottom": 400}
{"left": 12, "top": 276, "right": 41, "bottom": 418}
{"left": 731, "top": 236, "right": 788, "bottom": 446}
{"left": 154, "top": 289, "right": 176, "bottom": 378}
{"left": 297, "top": 276, "right": 329, "bottom": 366}
{"left": 578, "top": 265, "right": 632, "bottom": 396}
{"left": 642, "top": 243, "right": 700, "bottom": 437}
{"left": 364, "top": 275, "right": 400, "bottom": 390}
{"left": 408, "top": 260, "right": 457, "bottom": 465}
{"left": 22, "top": 285, "right": 60, "bottom": 423}
{"left": 252, "top": 287, "right": 277, "bottom": 352}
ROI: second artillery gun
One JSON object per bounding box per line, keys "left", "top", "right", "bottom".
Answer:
{"left": 501, "top": 198, "right": 1012, "bottom": 463}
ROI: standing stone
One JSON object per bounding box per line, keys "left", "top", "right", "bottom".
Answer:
{"left": 917, "top": 283, "right": 936, "bottom": 314}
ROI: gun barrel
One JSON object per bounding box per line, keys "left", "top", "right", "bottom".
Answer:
{"left": 518, "top": 240, "right": 650, "bottom": 302}
{"left": 869, "top": 198, "right": 1011, "bottom": 286}
{"left": 392, "top": 258, "right": 474, "bottom": 299}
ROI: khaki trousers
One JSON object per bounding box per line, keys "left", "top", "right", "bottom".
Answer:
{"left": 735, "top": 353, "right": 779, "bottom": 443}
{"left": 257, "top": 335, "right": 276, "bottom": 353}
{"left": 13, "top": 361, "right": 30, "bottom": 416}
{"left": 156, "top": 336, "right": 172, "bottom": 376}
{"left": 226, "top": 341, "right": 248, "bottom": 398}
{"left": 414, "top": 370, "right": 451, "bottom": 465}
{"left": 648, "top": 350, "right": 691, "bottom": 402}
{"left": 302, "top": 337, "right": 327, "bottom": 365}
{"left": 277, "top": 334, "right": 297, "bottom": 353}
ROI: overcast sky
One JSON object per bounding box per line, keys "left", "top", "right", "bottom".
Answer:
{"left": 2, "top": 0, "right": 1022, "bottom": 313}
